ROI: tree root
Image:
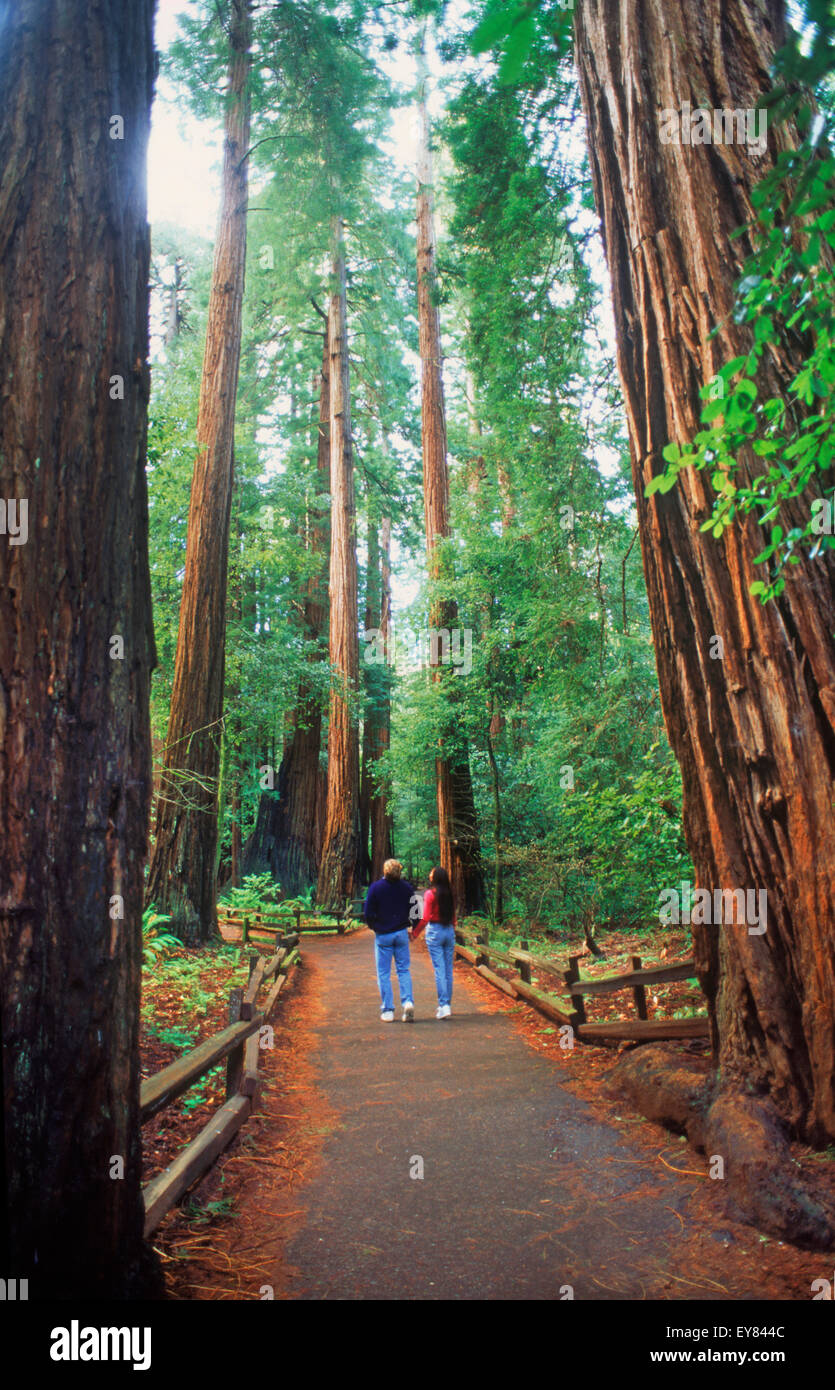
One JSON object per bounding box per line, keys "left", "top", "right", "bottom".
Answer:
{"left": 610, "top": 1044, "right": 835, "bottom": 1250}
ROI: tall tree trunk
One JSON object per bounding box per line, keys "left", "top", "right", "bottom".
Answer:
{"left": 417, "top": 69, "right": 486, "bottom": 915}
{"left": 317, "top": 221, "right": 361, "bottom": 910}
{"left": 486, "top": 709, "right": 504, "bottom": 925}
{"left": 370, "top": 512, "right": 394, "bottom": 879}
{"left": 0, "top": 0, "right": 159, "bottom": 1296}
{"left": 165, "top": 257, "right": 184, "bottom": 346}
{"left": 245, "top": 334, "right": 330, "bottom": 895}
{"left": 361, "top": 502, "right": 394, "bottom": 882}
{"left": 220, "top": 477, "right": 243, "bottom": 890}
{"left": 359, "top": 507, "right": 381, "bottom": 884}
{"left": 146, "top": 0, "right": 251, "bottom": 942}
{"left": 575, "top": 0, "right": 835, "bottom": 1229}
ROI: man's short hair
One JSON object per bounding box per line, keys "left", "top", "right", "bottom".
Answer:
{"left": 383, "top": 858, "right": 402, "bottom": 880}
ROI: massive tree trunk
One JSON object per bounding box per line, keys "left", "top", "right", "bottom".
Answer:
{"left": 0, "top": 0, "right": 159, "bottom": 1296}
{"left": 417, "top": 76, "right": 487, "bottom": 915}
{"left": 575, "top": 0, "right": 835, "bottom": 1205}
{"left": 244, "top": 335, "right": 330, "bottom": 895}
{"left": 317, "top": 222, "right": 361, "bottom": 910}
{"left": 146, "top": 0, "right": 251, "bottom": 942}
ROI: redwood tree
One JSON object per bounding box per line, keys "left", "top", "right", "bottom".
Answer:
{"left": 245, "top": 333, "right": 330, "bottom": 894}
{"left": 417, "top": 76, "right": 486, "bottom": 914}
{"left": 371, "top": 511, "right": 395, "bottom": 879}
{"left": 147, "top": 0, "right": 252, "bottom": 941}
{"left": 0, "top": 0, "right": 158, "bottom": 1295}
{"left": 360, "top": 504, "right": 394, "bottom": 881}
{"left": 317, "top": 221, "right": 361, "bottom": 909}
{"left": 575, "top": 0, "right": 835, "bottom": 1232}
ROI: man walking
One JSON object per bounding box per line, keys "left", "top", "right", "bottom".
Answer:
{"left": 363, "top": 859, "right": 417, "bottom": 1022}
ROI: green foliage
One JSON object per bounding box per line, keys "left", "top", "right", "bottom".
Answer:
{"left": 385, "top": 31, "right": 691, "bottom": 927}
{"left": 183, "top": 1194, "right": 235, "bottom": 1225}
{"left": 142, "top": 906, "right": 183, "bottom": 966}
{"left": 218, "top": 873, "right": 283, "bottom": 911}
{"left": 647, "top": 4, "right": 835, "bottom": 601}
{"left": 149, "top": 1023, "right": 198, "bottom": 1051}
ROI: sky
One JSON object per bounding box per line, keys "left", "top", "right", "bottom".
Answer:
{"left": 148, "top": 1, "right": 222, "bottom": 236}
{"left": 148, "top": 0, "right": 437, "bottom": 238}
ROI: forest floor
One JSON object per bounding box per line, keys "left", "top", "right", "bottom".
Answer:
{"left": 141, "top": 926, "right": 835, "bottom": 1300}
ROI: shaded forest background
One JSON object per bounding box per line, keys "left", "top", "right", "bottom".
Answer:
{"left": 147, "top": 0, "right": 689, "bottom": 935}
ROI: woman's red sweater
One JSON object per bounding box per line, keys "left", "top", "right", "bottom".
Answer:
{"left": 412, "top": 887, "right": 457, "bottom": 938}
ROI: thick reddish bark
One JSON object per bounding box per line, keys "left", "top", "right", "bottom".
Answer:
{"left": 0, "top": 0, "right": 158, "bottom": 1295}
{"left": 575, "top": 0, "right": 835, "bottom": 1145}
{"left": 244, "top": 335, "right": 330, "bottom": 895}
{"left": 146, "top": 0, "right": 251, "bottom": 941}
{"left": 317, "top": 223, "right": 361, "bottom": 910}
{"left": 417, "top": 82, "right": 486, "bottom": 915}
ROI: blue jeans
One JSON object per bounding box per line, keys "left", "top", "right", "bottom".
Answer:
{"left": 374, "top": 928, "right": 413, "bottom": 1012}
{"left": 425, "top": 924, "right": 456, "bottom": 1007}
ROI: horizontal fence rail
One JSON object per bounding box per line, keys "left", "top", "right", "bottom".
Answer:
{"left": 218, "top": 902, "right": 363, "bottom": 942}
{"left": 453, "top": 927, "right": 708, "bottom": 1044}
{"left": 141, "top": 933, "right": 301, "bottom": 1238}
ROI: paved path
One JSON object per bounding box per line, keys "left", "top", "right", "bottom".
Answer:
{"left": 279, "top": 931, "right": 717, "bottom": 1301}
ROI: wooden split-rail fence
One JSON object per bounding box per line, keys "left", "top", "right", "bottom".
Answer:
{"left": 217, "top": 900, "right": 364, "bottom": 944}
{"left": 453, "top": 927, "right": 709, "bottom": 1044}
{"left": 141, "top": 932, "right": 300, "bottom": 1238}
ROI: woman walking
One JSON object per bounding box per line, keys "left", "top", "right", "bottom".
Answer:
{"left": 411, "top": 866, "right": 456, "bottom": 1019}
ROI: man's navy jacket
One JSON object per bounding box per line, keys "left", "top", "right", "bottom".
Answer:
{"left": 363, "top": 877, "right": 417, "bottom": 935}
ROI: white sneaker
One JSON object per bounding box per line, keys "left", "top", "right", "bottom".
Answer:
{"left": 435, "top": 1006, "right": 444, "bottom": 1020}
{"left": 402, "top": 1001, "right": 414, "bottom": 1023}
{"left": 440, "top": 1004, "right": 451, "bottom": 1019}
{"left": 381, "top": 1010, "right": 394, "bottom": 1022}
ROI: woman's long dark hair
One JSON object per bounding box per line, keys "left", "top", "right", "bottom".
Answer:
{"left": 430, "top": 866, "right": 454, "bottom": 925}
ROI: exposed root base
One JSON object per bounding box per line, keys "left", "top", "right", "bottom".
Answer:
{"left": 610, "top": 1045, "right": 835, "bottom": 1251}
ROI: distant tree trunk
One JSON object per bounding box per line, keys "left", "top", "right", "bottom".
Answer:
{"left": 0, "top": 0, "right": 159, "bottom": 1297}
{"left": 417, "top": 72, "right": 486, "bottom": 915}
{"left": 244, "top": 333, "right": 330, "bottom": 895}
{"left": 220, "top": 480, "right": 243, "bottom": 890}
{"left": 317, "top": 221, "right": 361, "bottom": 910}
{"left": 146, "top": 0, "right": 251, "bottom": 942}
{"left": 360, "top": 503, "right": 394, "bottom": 882}
{"left": 359, "top": 509, "right": 380, "bottom": 884}
{"left": 486, "top": 710, "right": 504, "bottom": 924}
{"left": 371, "top": 512, "right": 394, "bottom": 879}
{"left": 165, "top": 257, "right": 184, "bottom": 345}
{"left": 576, "top": 0, "right": 835, "bottom": 1192}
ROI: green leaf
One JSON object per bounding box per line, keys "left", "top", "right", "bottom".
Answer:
{"left": 498, "top": 16, "right": 536, "bottom": 84}
{"left": 471, "top": 5, "right": 518, "bottom": 55}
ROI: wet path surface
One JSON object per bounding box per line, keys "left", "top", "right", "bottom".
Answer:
{"left": 279, "top": 932, "right": 707, "bottom": 1300}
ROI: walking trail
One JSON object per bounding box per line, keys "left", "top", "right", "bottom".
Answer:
{"left": 248, "top": 931, "right": 793, "bottom": 1301}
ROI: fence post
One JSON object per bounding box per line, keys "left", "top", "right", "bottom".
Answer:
{"left": 563, "top": 955, "right": 586, "bottom": 1025}
{"left": 241, "top": 914, "right": 249, "bottom": 946}
{"left": 475, "top": 931, "right": 489, "bottom": 968}
{"left": 630, "top": 954, "right": 648, "bottom": 1020}
{"left": 516, "top": 942, "right": 532, "bottom": 984}
{"left": 226, "top": 987, "right": 245, "bottom": 1100}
